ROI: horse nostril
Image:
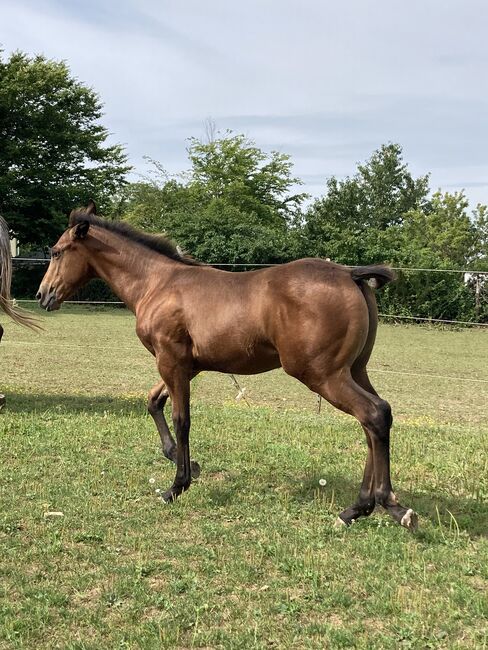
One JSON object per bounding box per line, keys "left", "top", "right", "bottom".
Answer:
{"left": 36, "top": 291, "right": 42, "bottom": 300}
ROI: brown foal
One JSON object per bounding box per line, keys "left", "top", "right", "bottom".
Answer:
{"left": 37, "top": 202, "right": 417, "bottom": 530}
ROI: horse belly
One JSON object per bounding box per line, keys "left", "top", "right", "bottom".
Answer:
{"left": 192, "top": 337, "right": 281, "bottom": 375}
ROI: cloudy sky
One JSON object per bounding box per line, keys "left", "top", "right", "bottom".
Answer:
{"left": 2, "top": 0, "right": 487, "bottom": 205}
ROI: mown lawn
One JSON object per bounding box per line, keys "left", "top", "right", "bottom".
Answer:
{"left": 0, "top": 307, "right": 487, "bottom": 649}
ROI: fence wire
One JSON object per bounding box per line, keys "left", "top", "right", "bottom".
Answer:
{"left": 11, "top": 258, "right": 488, "bottom": 327}
{"left": 3, "top": 339, "right": 487, "bottom": 386}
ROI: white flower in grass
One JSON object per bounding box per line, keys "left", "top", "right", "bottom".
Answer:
{"left": 318, "top": 478, "right": 327, "bottom": 487}
{"left": 149, "top": 477, "right": 156, "bottom": 485}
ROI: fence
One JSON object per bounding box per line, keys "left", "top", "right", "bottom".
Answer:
{"left": 8, "top": 258, "right": 488, "bottom": 414}
{"left": 11, "top": 258, "right": 488, "bottom": 326}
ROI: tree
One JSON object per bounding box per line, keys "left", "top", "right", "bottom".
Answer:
{"left": 398, "top": 191, "right": 477, "bottom": 268}
{"left": 0, "top": 51, "right": 129, "bottom": 246}
{"left": 300, "top": 145, "right": 488, "bottom": 320}
{"left": 302, "top": 144, "right": 430, "bottom": 264}
{"left": 472, "top": 203, "right": 488, "bottom": 270}
{"left": 121, "top": 131, "right": 307, "bottom": 263}
{"left": 372, "top": 191, "right": 483, "bottom": 321}
{"left": 187, "top": 131, "right": 305, "bottom": 228}
{"left": 355, "top": 143, "right": 430, "bottom": 229}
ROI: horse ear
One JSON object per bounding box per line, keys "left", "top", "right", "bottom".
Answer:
{"left": 85, "top": 200, "right": 97, "bottom": 215}
{"left": 70, "top": 220, "right": 90, "bottom": 240}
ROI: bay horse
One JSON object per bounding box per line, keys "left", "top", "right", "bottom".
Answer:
{"left": 37, "top": 202, "right": 417, "bottom": 530}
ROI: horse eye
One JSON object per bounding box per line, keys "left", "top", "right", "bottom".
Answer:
{"left": 52, "top": 250, "right": 61, "bottom": 259}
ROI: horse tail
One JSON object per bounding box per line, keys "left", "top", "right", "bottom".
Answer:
{"left": 0, "top": 215, "right": 41, "bottom": 331}
{"left": 350, "top": 264, "right": 395, "bottom": 378}
{"left": 351, "top": 264, "right": 396, "bottom": 289}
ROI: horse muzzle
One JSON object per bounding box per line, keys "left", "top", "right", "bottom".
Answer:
{"left": 36, "top": 286, "right": 61, "bottom": 311}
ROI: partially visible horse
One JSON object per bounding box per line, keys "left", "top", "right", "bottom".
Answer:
{"left": 0, "top": 214, "right": 40, "bottom": 406}
{"left": 0, "top": 215, "right": 40, "bottom": 332}
{"left": 37, "top": 202, "right": 418, "bottom": 530}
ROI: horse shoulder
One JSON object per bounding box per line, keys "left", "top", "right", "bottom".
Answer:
{"left": 136, "top": 295, "right": 194, "bottom": 362}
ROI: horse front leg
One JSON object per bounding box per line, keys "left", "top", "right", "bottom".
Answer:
{"left": 147, "top": 380, "right": 200, "bottom": 479}
{"left": 156, "top": 370, "right": 193, "bottom": 503}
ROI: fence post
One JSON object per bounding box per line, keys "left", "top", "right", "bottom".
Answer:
{"left": 475, "top": 274, "right": 481, "bottom": 320}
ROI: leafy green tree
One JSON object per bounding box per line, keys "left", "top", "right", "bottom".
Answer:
{"left": 301, "top": 145, "right": 488, "bottom": 320}
{"left": 377, "top": 191, "right": 480, "bottom": 321}
{"left": 121, "top": 131, "right": 307, "bottom": 263}
{"left": 472, "top": 203, "right": 488, "bottom": 270}
{"left": 355, "top": 143, "right": 430, "bottom": 229}
{"left": 398, "top": 191, "right": 477, "bottom": 268}
{"left": 302, "top": 144, "right": 430, "bottom": 264}
{"left": 187, "top": 132, "right": 305, "bottom": 227}
{"left": 0, "top": 50, "right": 129, "bottom": 246}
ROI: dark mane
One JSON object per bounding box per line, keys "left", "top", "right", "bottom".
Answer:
{"left": 68, "top": 211, "right": 201, "bottom": 266}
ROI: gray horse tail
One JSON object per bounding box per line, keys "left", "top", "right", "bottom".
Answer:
{"left": 0, "top": 215, "right": 41, "bottom": 330}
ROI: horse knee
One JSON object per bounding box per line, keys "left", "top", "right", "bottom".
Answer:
{"left": 147, "top": 397, "right": 157, "bottom": 416}
{"left": 147, "top": 391, "right": 168, "bottom": 416}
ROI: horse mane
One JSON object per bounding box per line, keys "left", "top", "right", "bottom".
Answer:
{"left": 68, "top": 211, "right": 201, "bottom": 266}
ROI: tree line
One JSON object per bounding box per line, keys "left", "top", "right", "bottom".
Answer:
{"left": 2, "top": 51, "right": 487, "bottom": 321}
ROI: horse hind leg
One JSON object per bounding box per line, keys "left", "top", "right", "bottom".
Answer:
{"left": 310, "top": 371, "right": 417, "bottom": 530}
{"left": 335, "top": 367, "right": 379, "bottom": 524}
{"left": 147, "top": 381, "right": 201, "bottom": 479}
{"left": 331, "top": 366, "right": 382, "bottom": 522}
{"left": 336, "top": 428, "right": 376, "bottom": 526}
{"left": 352, "top": 366, "right": 417, "bottom": 529}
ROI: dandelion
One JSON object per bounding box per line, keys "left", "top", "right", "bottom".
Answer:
{"left": 318, "top": 478, "right": 327, "bottom": 487}
{"left": 149, "top": 477, "right": 156, "bottom": 485}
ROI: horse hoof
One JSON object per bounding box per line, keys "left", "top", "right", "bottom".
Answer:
{"left": 334, "top": 516, "right": 349, "bottom": 528}
{"left": 191, "top": 460, "right": 201, "bottom": 480}
{"left": 161, "top": 490, "right": 176, "bottom": 504}
{"left": 400, "top": 508, "right": 418, "bottom": 531}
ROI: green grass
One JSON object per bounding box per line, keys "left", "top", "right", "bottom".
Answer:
{"left": 0, "top": 307, "right": 487, "bottom": 649}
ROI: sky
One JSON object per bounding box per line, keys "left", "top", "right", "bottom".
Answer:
{"left": 1, "top": 0, "right": 488, "bottom": 206}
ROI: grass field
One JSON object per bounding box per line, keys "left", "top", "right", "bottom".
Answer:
{"left": 0, "top": 306, "right": 487, "bottom": 649}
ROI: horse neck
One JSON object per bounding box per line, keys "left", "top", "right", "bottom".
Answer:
{"left": 85, "top": 232, "right": 176, "bottom": 313}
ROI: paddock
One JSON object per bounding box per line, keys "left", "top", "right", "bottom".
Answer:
{"left": 1, "top": 306, "right": 487, "bottom": 648}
